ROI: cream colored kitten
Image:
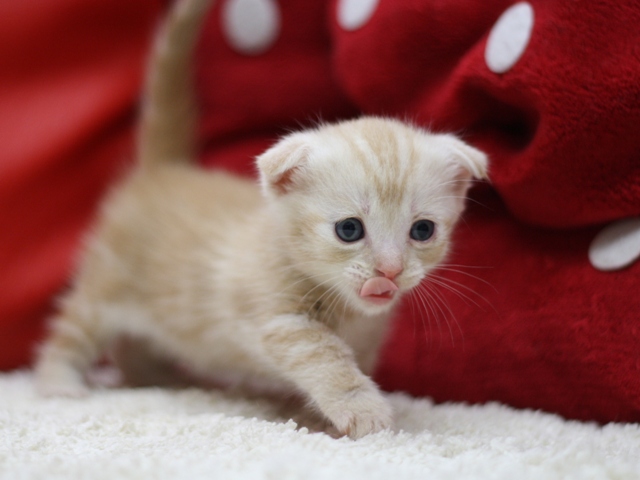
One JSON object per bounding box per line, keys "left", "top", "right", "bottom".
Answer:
{"left": 34, "top": 0, "right": 488, "bottom": 439}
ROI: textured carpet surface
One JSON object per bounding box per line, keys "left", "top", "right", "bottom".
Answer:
{"left": 2, "top": 371, "right": 639, "bottom": 480}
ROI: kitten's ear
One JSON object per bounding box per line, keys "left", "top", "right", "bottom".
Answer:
{"left": 444, "top": 136, "right": 490, "bottom": 181}
{"left": 256, "top": 133, "right": 311, "bottom": 196}
{"left": 439, "top": 136, "right": 489, "bottom": 212}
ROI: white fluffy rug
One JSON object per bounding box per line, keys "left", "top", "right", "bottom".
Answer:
{"left": 2, "top": 371, "right": 639, "bottom": 480}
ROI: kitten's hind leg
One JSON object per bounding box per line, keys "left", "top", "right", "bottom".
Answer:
{"left": 35, "top": 299, "right": 114, "bottom": 397}
{"left": 111, "top": 335, "right": 188, "bottom": 388}
{"left": 258, "top": 314, "right": 393, "bottom": 440}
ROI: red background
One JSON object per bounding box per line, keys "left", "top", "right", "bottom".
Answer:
{"left": 1, "top": 0, "right": 638, "bottom": 423}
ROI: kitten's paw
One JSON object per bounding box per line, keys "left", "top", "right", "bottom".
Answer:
{"left": 37, "top": 380, "right": 89, "bottom": 398}
{"left": 35, "top": 363, "right": 89, "bottom": 398}
{"left": 326, "top": 386, "right": 393, "bottom": 440}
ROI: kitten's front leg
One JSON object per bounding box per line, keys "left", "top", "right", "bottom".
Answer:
{"left": 258, "top": 314, "right": 392, "bottom": 439}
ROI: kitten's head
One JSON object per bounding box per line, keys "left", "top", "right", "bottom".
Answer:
{"left": 256, "top": 117, "right": 488, "bottom": 316}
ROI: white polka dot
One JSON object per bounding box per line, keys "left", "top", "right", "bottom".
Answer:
{"left": 337, "top": 0, "right": 379, "bottom": 31}
{"left": 589, "top": 217, "right": 640, "bottom": 271}
{"left": 222, "top": 0, "right": 280, "bottom": 55}
{"left": 485, "top": 2, "right": 534, "bottom": 74}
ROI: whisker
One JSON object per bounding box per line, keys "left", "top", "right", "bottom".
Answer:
{"left": 418, "top": 282, "right": 462, "bottom": 348}
{"left": 431, "top": 265, "right": 497, "bottom": 293}
{"left": 299, "top": 275, "right": 343, "bottom": 309}
{"left": 409, "top": 288, "right": 434, "bottom": 349}
{"left": 407, "top": 289, "right": 419, "bottom": 343}
{"left": 437, "top": 263, "right": 493, "bottom": 270}
{"left": 416, "top": 282, "right": 452, "bottom": 348}
{"left": 338, "top": 281, "right": 350, "bottom": 333}
{"left": 425, "top": 275, "right": 482, "bottom": 311}
{"left": 425, "top": 271, "right": 494, "bottom": 312}
{"left": 323, "top": 283, "right": 347, "bottom": 325}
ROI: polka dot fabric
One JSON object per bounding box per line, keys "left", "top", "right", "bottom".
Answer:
{"left": 194, "top": 0, "right": 358, "bottom": 171}
{"left": 221, "top": 0, "right": 280, "bottom": 55}
{"left": 2, "top": 0, "right": 639, "bottom": 423}
{"left": 484, "top": 2, "right": 534, "bottom": 74}
{"left": 331, "top": 0, "right": 640, "bottom": 227}
{"left": 326, "top": 0, "right": 640, "bottom": 423}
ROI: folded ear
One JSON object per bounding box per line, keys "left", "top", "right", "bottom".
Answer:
{"left": 434, "top": 135, "right": 490, "bottom": 213}
{"left": 444, "top": 135, "right": 490, "bottom": 181}
{"left": 256, "top": 132, "right": 311, "bottom": 196}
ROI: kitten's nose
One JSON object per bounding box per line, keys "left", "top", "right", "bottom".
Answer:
{"left": 375, "top": 266, "right": 403, "bottom": 281}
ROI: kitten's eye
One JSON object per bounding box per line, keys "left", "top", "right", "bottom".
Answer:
{"left": 410, "top": 220, "right": 435, "bottom": 241}
{"left": 335, "top": 218, "right": 365, "bottom": 242}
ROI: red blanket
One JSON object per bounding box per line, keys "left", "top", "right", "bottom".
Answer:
{"left": 2, "top": 0, "right": 639, "bottom": 422}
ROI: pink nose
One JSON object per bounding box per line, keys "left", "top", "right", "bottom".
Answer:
{"left": 375, "top": 266, "right": 403, "bottom": 281}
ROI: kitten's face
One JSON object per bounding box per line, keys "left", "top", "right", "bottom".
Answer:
{"left": 258, "top": 118, "right": 487, "bottom": 316}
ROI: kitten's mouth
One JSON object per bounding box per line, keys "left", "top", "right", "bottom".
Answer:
{"left": 359, "top": 277, "right": 399, "bottom": 305}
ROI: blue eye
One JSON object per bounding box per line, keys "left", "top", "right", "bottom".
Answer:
{"left": 335, "top": 218, "right": 364, "bottom": 242}
{"left": 410, "top": 220, "right": 435, "bottom": 241}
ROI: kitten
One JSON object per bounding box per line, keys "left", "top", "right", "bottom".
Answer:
{"left": 34, "top": 0, "right": 488, "bottom": 439}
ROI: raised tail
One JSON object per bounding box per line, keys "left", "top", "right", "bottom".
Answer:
{"left": 137, "top": 0, "right": 214, "bottom": 167}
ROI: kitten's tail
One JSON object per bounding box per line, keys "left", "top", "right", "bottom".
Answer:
{"left": 137, "top": 0, "right": 214, "bottom": 167}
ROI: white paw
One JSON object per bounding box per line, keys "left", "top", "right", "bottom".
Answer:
{"left": 325, "top": 386, "right": 393, "bottom": 439}
{"left": 34, "top": 363, "right": 89, "bottom": 398}
{"left": 37, "top": 380, "right": 90, "bottom": 398}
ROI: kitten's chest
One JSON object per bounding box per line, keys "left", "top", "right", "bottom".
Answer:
{"left": 215, "top": 246, "right": 393, "bottom": 373}
{"left": 323, "top": 308, "right": 393, "bottom": 375}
